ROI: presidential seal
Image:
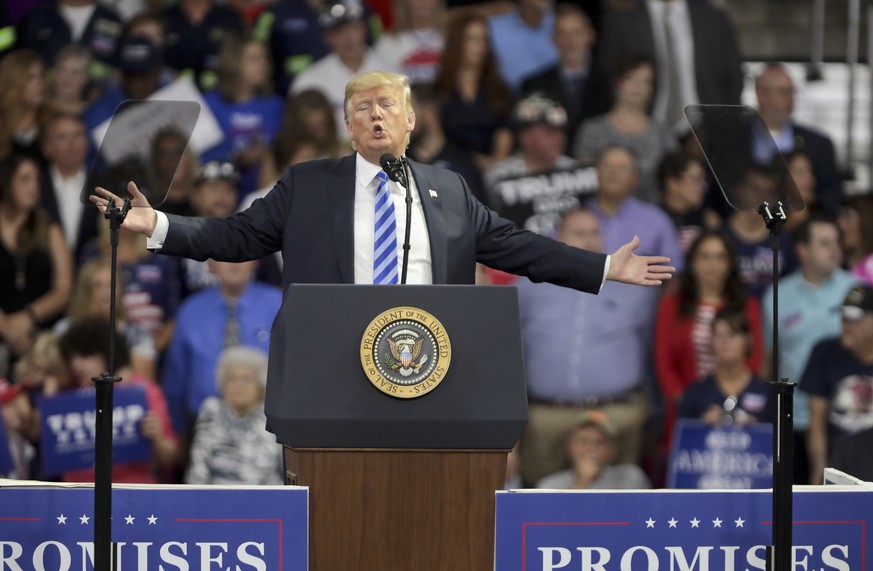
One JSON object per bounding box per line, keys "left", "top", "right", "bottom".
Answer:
{"left": 360, "top": 306, "right": 452, "bottom": 398}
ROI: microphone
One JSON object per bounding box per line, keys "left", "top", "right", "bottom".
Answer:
{"left": 379, "top": 153, "right": 407, "bottom": 188}
{"left": 378, "top": 153, "right": 412, "bottom": 285}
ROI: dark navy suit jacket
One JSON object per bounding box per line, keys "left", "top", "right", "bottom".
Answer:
{"left": 160, "top": 155, "right": 607, "bottom": 293}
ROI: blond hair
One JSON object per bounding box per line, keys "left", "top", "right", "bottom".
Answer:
{"left": 13, "top": 331, "right": 66, "bottom": 386}
{"left": 344, "top": 72, "right": 414, "bottom": 149}
{"left": 0, "top": 49, "right": 45, "bottom": 157}
{"left": 67, "top": 257, "right": 127, "bottom": 321}
{"left": 344, "top": 71, "right": 413, "bottom": 120}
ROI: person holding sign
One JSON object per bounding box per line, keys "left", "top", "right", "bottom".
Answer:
{"left": 0, "top": 378, "right": 32, "bottom": 479}
{"left": 56, "top": 318, "right": 178, "bottom": 483}
{"left": 483, "top": 93, "right": 594, "bottom": 237}
{"left": 676, "top": 308, "right": 775, "bottom": 429}
{"left": 655, "top": 231, "right": 762, "bottom": 445}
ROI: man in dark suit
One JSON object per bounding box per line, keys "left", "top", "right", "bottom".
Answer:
{"left": 92, "top": 71, "right": 674, "bottom": 292}
{"left": 39, "top": 112, "right": 100, "bottom": 266}
{"left": 595, "top": 0, "right": 743, "bottom": 134}
{"left": 753, "top": 63, "right": 842, "bottom": 216}
{"left": 521, "top": 4, "right": 612, "bottom": 153}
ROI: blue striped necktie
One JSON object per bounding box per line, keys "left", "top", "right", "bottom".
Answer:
{"left": 373, "top": 171, "right": 399, "bottom": 284}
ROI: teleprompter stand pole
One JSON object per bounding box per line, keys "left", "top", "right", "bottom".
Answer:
{"left": 758, "top": 201, "right": 795, "bottom": 571}
{"left": 93, "top": 196, "right": 131, "bottom": 571}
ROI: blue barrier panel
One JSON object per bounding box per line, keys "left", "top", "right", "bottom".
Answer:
{"left": 496, "top": 488, "right": 871, "bottom": 570}
{"left": 0, "top": 484, "right": 307, "bottom": 570}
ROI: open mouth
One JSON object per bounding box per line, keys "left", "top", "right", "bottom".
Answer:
{"left": 372, "top": 125, "right": 385, "bottom": 138}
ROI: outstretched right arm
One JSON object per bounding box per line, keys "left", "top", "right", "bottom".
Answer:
{"left": 90, "top": 177, "right": 289, "bottom": 262}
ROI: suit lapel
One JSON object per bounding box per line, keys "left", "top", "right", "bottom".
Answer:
{"left": 407, "top": 160, "right": 447, "bottom": 284}
{"left": 328, "top": 155, "right": 357, "bottom": 283}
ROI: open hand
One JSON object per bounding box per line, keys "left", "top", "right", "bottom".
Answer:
{"left": 89, "top": 181, "right": 158, "bottom": 237}
{"left": 702, "top": 405, "right": 724, "bottom": 426}
{"left": 607, "top": 235, "right": 675, "bottom": 286}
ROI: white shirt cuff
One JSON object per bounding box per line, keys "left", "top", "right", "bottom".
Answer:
{"left": 146, "top": 211, "right": 169, "bottom": 250}
{"left": 600, "top": 255, "right": 611, "bottom": 292}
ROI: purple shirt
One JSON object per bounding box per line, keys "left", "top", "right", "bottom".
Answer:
{"left": 587, "top": 196, "right": 685, "bottom": 272}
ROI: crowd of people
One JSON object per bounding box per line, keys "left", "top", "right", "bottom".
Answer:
{"left": 1, "top": 0, "right": 872, "bottom": 489}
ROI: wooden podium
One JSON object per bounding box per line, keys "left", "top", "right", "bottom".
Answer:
{"left": 265, "top": 285, "right": 528, "bottom": 571}
{"left": 285, "top": 449, "right": 506, "bottom": 570}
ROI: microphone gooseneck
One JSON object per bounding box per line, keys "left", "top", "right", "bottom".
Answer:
{"left": 399, "top": 157, "right": 412, "bottom": 285}
{"left": 378, "top": 153, "right": 413, "bottom": 284}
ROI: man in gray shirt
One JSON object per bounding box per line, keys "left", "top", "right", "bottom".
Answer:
{"left": 537, "top": 416, "right": 651, "bottom": 489}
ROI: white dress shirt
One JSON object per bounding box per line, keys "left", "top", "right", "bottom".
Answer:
{"left": 353, "top": 153, "right": 432, "bottom": 284}
{"left": 49, "top": 166, "right": 87, "bottom": 248}
{"left": 646, "top": 0, "right": 699, "bottom": 131}
{"left": 58, "top": 4, "right": 96, "bottom": 42}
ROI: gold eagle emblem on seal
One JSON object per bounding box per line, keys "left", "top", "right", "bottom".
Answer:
{"left": 360, "top": 306, "right": 451, "bottom": 398}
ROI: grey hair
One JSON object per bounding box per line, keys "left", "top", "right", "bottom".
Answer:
{"left": 215, "top": 346, "right": 269, "bottom": 390}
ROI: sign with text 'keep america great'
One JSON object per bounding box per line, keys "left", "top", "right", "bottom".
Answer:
{"left": 668, "top": 421, "right": 774, "bottom": 489}
{"left": 496, "top": 488, "right": 872, "bottom": 570}
{"left": 0, "top": 484, "right": 307, "bottom": 570}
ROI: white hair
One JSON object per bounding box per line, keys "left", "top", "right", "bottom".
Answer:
{"left": 215, "top": 346, "right": 269, "bottom": 390}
